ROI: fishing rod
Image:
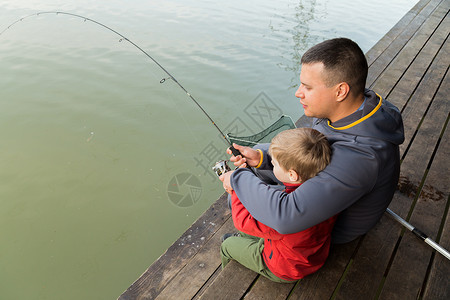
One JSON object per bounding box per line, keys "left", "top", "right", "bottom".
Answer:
{"left": 0, "top": 11, "right": 242, "bottom": 158}
{"left": 386, "top": 208, "right": 450, "bottom": 260}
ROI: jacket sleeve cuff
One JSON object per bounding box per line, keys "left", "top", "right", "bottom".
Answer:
{"left": 252, "top": 143, "right": 273, "bottom": 170}
{"left": 255, "top": 149, "right": 264, "bottom": 168}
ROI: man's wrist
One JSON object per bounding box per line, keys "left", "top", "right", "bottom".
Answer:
{"left": 255, "top": 149, "right": 264, "bottom": 168}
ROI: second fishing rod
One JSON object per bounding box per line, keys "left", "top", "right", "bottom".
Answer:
{"left": 1, "top": 11, "right": 243, "bottom": 162}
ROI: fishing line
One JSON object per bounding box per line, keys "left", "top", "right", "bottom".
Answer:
{"left": 0, "top": 11, "right": 242, "bottom": 156}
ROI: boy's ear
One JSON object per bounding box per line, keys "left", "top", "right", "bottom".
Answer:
{"left": 288, "top": 169, "right": 300, "bottom": 182}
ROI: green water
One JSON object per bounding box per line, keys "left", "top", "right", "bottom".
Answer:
{"left": 0, "top": 0, "right": 417, "bottom": 298}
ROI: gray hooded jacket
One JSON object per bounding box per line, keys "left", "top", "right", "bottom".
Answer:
{"left": 230, "top": 89, "right": 404, "bottom": 243}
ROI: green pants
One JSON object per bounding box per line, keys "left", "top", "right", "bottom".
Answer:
{"left": 220, "top": 232, "right": 296, "bottom": 283}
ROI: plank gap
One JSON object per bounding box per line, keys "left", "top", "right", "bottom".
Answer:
{"left": 240, "top": 275, "right": 261, "bottom": 300}
{"left": 384, "top": 10, "right": 448, "bottom": 101}
{"left": 405, "top": 70, "right": 449, "bottom": 221}
{"left": 435, "top": 157, "right": 450, "bottom": 243}
{"left": 424, "top": 115, "right": 447, "bottom": 173}
{"left": 373, "top": 232, "right": 405, "bottom": 299}
{"left": 285, "top": 280, "right": 302, "bottom": 300}
{"left": 329, "top": 236, "right": 366, "bottom": 300}
{"left": 397, "top": 30, "right": 450, "bottom": 112}
{"left": 368, "top": 0, "right": 444, "bottom": 89}
{"left": 191, "top": 265, "right": 223, "bottom": 300}
{"left": 400, "top": 64, "right": 450, "bottom": 161}
{"left": 419, "top": 251, "right": 437, "bottom": 299}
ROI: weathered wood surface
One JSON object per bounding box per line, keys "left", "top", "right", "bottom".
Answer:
{"left": 119, "top": 194, "right": 231, "bottom": 299}
{"left": 371, "top": 0, "right": 450, "bottom": 102}
{"left": 422, "top": 125, "right": 450, "bottom": 298}
{"left": 380, "top": 74, "right": 449, "bottom": 299}
{"left": 365, "top": 0, "right": 433, "bottom": 65}
{"left": 288, "top": 239, "right": 361, "bottom": 299}
{"left": 119, "top": 0, "right": 449, "bottom": 298}
{"left": 366, "top": 0, "right": 444, "bottom": 87}
{"left": 155, "top": 218, "right": 235, "bottom": 299}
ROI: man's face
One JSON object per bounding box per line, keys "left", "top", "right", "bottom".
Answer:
{"left": 295, "top": 63, "right": 338, "bottom": 120}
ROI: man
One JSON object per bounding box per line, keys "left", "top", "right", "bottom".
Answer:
{"left": 220, "top": 38, "right": 404, "bottom": 244}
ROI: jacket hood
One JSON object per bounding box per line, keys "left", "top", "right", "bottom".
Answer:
{"left": 322, "top": 89, "right": 404, "bottom": 145}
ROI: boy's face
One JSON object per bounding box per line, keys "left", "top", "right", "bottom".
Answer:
{"left": 271, "top": 157, "right": 298, "bottom": 183}
{"left": 295, "top": 62, "right": 339, "bottom": 121}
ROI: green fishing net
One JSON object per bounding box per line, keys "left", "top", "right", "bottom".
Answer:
{"left": 227, "top": 115, "right": 296, "bottom": 147}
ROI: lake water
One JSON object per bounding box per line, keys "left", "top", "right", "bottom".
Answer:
{"left": 0, "top": 0, "right": 417, "bottom": 299}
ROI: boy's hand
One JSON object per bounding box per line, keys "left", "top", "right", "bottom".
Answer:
{"left": 227, "top": 143, "right": 261, "bottom": 168}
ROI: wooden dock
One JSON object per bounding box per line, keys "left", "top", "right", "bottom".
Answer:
{"left": 119, "top": 0, "right": 449, "bottom": 298}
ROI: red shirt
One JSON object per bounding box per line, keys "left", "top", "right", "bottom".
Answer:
{"left": 231, "top": 183, "right": 337, "bottom": 280}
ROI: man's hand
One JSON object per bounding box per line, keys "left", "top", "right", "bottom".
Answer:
{"left": 219, "top": 162, "right": 248, "bottom": 194}
{"left": 219, "top": 170, "right": 234, "bottom": 194}
{"left": 227, "top": 143, "right": 261, "bottom": 168}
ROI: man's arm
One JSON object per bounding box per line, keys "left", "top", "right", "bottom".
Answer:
{"left": 231, "top": 191, "right": 283, "bottom": 240}
{"left": 230, "top": 145, "right": 378, "bottom": 234}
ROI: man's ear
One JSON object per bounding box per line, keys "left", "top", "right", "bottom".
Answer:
{"left": 288, "top": 169, "right": 300, "bottom": 182}
{"left": 336, "top": 82, "right": 350, "bottom": 102}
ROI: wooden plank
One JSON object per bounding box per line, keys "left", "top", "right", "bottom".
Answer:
{"left": 118, "top": 193, "right": 231, "bottom": 300}
{"left": 423, "top": 186, "right": 450, "bottom": 300}
{"left": 399, "top": 38, "right": 449, "bottom": 156}
{"left": 366, "top": 0, "right": 443, "bottom": 87}
{"left": 331, "top": 213, "right": 403, "bottom": 299}
{"left": 378, "top": 13, "right": 450, "bottom": 111}
{"left": 379, "top": 71, "right": 450, "bottom": 299}
{"left": 288, "top": 239, "right": 360, "bottom": 299}
{"left": 196, "top": 260, "right": 258, "bottom": 300}
{"left": 192, "top": 267, "right": 222, "bottom": 299}
{"left": 366, "top": 0, "right": 432, "bottom": 66}
{"left": 243, "top": 276, "right": 295, "bottom": 300}
{"left": 333, "top": 43, "right": 450, "bottom": 300}
{"left": 155, "top": 217, "right": 235, "bottom": 300}
{"left": 371, "top": 4, "right": 450, "bottom": 101}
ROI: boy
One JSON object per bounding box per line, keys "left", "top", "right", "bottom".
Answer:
{"left": 220, "top": 127, "right": 335, "bottom": 282}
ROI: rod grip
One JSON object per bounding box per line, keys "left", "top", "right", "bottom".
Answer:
{"left": 230, "top": 145, "right": 242, "bottom": 157}
{"left": 412, "top": 228, "right": 428, "bottom": 241}
{"left": 229, "top": 145, "right": 252, "bottom": 170}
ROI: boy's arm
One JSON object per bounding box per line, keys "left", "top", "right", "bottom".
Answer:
{"left": 231, "top": 191, "right": 282, "bottom": 240}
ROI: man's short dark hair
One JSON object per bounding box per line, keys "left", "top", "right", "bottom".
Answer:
{"left": 301, "top": 38, "right": 368, "bottom": 96}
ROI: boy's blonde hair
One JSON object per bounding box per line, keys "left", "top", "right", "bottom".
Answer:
{"left": 268, "top": 128, "right": 331, "bottom": 181}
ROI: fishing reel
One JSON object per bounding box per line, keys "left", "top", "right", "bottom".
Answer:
{"left": 212, "top": 160, "right": 231, "bottom": 177}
